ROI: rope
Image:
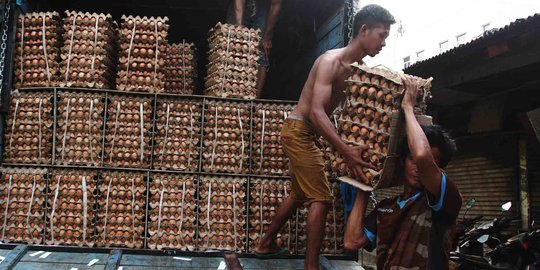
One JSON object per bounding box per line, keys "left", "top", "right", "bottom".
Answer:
{"left": 232, "top": 181, "right": 237, "bottom": 251}
{"left": 131, "top": 176, "right": 136, "bottom": 245}
{"left": 187, "top": 106, "right": 194, "bottom": 169}
{"left": 38, "top": 99, "right": 42, "bottom": 161}
{"left": 259, "top": 110, "right": 265, "bottom": 172}
{"left": 102, "top": 175, "right": 113, "bottom": 243}
{"left": 159, "top": 103, "right": 170, "bottom": 167}
{"left": 65, "top": 15, "right": 76, "bottom": 83}
{"left": 179, "top": 181, "right": 186, "bottom": 245}
{"left": 25, "top": 175, "right": 36, "bottom": 229}
{"left": 238, "top": 108, "right": 245, "bottom": 173}
{"left": 182, "top": 40, "right": 186, "bottom": 92}
{"left": 139, "top": 103, "right": 144, "bottom": 162}
{"left": 157, "top": 181, "right": 164, "bottom": 237}
{"left": 50, "top": 176, "right": 61, "bottom": 241}
{"left": 125, "top": 23, "right": 136, "bottom": 84}
{"left": 61, "top": 98, "right": 71, "bottom": 162}
{"left": 88, "top": 99, "right": 95, "bottom": 164}
{"left": 19, "top": 18, "right": 24, "bottom": 85}
{"left": 8, "top": 99, "right": 18, "bottom": 154}
{"left": 90, "top": 15, "right": 99, "bottom": 73}
{"left": 206, "top": 182, "right": 212, "bottom": 249}
{"left": 41, "top": 15, "right": 51, "bottom": 83}
{"left": 259, "top": 182, "right": 264, "bottom": 236}
{"left": 82, "top": 175, "right": 88, "bottom": 243}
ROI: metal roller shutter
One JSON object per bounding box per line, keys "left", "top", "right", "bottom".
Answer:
{"left": 528, "top": 142, "right": 540, "bottom": 228}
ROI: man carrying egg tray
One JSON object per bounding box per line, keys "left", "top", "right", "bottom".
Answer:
{"left": 253, "top": 4, "right": 396, "bottom": 270}
{"left": 343, "top": 75, "right": 463, "bottom": 269}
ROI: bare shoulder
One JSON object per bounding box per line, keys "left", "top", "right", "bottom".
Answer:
{"left": 315, "top": 49, "right": 341, "bottom": 67}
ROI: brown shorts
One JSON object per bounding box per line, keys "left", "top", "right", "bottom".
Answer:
{"left": 281, "top": 118, "right": 333, "bottom": 205}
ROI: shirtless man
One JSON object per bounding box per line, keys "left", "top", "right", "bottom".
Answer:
{"left": 254, "top": 4, "right": 396, "bottom": 270}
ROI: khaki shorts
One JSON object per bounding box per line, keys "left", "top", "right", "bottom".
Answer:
{"left": 281, "top": 118, "right": 333, "bottom": 205}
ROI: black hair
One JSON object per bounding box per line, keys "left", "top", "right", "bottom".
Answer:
{"left": 352, "top": 4, "right": 396, "bottom": 38}
{"left": 399, "top": 125, "right": 457, "bottom": 168}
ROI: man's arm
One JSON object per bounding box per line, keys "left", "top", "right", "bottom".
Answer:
{"left": 262, "top": 0, "right": 282, "bottom": 58}
{"left": 234, "top": 0, "right": 246, "bottom": 26}
{"left": 401, "top": 75, "right": 442, "bottom": 198}
{"left": 309, "top": 56, "right": 374, "bottom": 182}
{"left": 344, "top": 191, "right": 370, "bottom": 250}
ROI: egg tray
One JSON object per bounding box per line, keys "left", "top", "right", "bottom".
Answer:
{"left": 0, "top": 167, "right": 48, "bottom": 244}
{"left": 164, "top": 42, "right": 197, "bottom": 95}
{"left": 332, "top": 63, "right": 433, "bottom": 190}
{"left": 251, "top": 103, "right": 294, "bottom": 175}
{"left": 197, "top": 176, "right": 247, "bottom": 252}
{"left": 94, "top": 170, "right": 147, "bottom": 249}
{"left": 44, "top": 169, "right": 99, "bottom": 247}
{"left": 247, "top": 178, "right": 295, "bottom": 252}
{"left": 14, "top": 12, "right": 62, "bottom": 89}
{"left": 55, "top": 92, "right": 106, "bottom": 166}
{"left": 201, "top": 100, "right": 251, "bottom": 174}
{"left": 103, "top": 95, "right": 153, "bottom": 168}
{"left": 57, "top": 11, "right": 119, "bottom": 89}
{"left": 153, "top": 98, "right": 202, "bottom": 171}
{"left": 204, "top": 22, "right": 260, "bottom": 99}
{"left": 3, "top": 92, "right": 54, "bottom": 165}
{"left": 147, "top": 173, "right": 198, "bottom": 250}
{"left": 116, "top": 15, "right": 169, "bottom": 93}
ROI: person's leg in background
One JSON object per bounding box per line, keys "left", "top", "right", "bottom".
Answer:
{"left": 305, "top": 201, "right": 329, "bottom": 270}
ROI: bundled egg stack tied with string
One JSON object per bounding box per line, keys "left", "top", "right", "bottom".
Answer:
{"left": 251, "top": 103, "right": 294, "bottom": 176}
{"left": 103, "top": 95, "right": 153, "bottom": 168}
{"left": 332, "top": 63, "right": 432, "bottom": 189}
{"left": 13, "top": 12, "right": 61, "bottom": 88}
{"left": 96, "top": 171, "right": 146, "bottom": 248}
{"left": 147, "top": 173, "right": 197, "bottom": 250}
{"left": 248, "top": 178, "right": 295, "bottom": 252}
{"left": 198, "top": 176, "right": 247, "bottom": 252}
{"left": 0, "top": 167, "right": 47, "bottom": 244}
{"left": 116, "top": 16, "right": 169, "bottom": 92}
{"left": 205, "top": 23, "right": 260, "bottom": 99}
{"left": 57, "top": 11, "right": 118, "bottom": 89}
{"left": 202, "top": 100, "right": 250, "bottom": 174}
{"left": 164, "top": 42, "right": 198, "bottom": 94}
{"left": 55, "top": 92, "right": 105, "bottom": 166}
{"left": 45, "top": 169, "right": 98, "bottom": 247}
{"left": 153, "top": 98, "right": 201, "bottom": 171}
{"left": 3, "top": 92, "right": 54, "bottom": 164}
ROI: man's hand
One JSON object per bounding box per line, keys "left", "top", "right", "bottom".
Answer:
{"left": 340, "top": 144, "right": 376, "bottom": 184}
{"left": 401, "top": 74, "right": 423, "bottom": 111}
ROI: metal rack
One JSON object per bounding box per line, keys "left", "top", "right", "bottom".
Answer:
{"left": 0, "top": 87, "right": 350, "bottom": 258}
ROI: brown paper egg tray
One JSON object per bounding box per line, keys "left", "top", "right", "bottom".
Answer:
{"left": 331, "top": 63, "right": 432, "bottom": 189}
{"left": 201, "top": 100, "right": 250, "bottom": 174}
{"left": 198, "top": 176, "right": 247, "bottom": 252}
{"left": 164, "top": 42, "right": 197, "bottom": 95}
{"left": 55, "top": 92, "right": 105, "bottom": 166}
{"left": 147, "top": 173, "right": 197, "bottom": 250}
{"left": 13, "top": 12, "right": 62, "bottom": 89}
{"left": 153, "top": 98, "right": 202, "bottom": 171}
{"left": 116, "top": 15, "right": 169, "bottom": 93}
{"left": 95, "top": 170, "right": 146, "bottom": 248}
{"left": 0, "top": 167, "right": 47, "bottom": 244}
{"left": 45, "top": 169, "right": 99, "bottom": 247}
{"left": 204, "top": 22, "right": 260, "bottom": 99}
{"left": 291, "top": 181, "right": 344, "bottom": 255}
{"left": 103, "top": 95, "right": 153, "bottom": 168}
{"left": 251, "top": 103, "right": 294, "bottom": 176}
{"left": 3, "top": 92, "right": 54, "bottom": 164}
{"left": 57, "top": 11, "right": 118, "bottom": 89}
{"left": 248, "top": 178, "right": 294, "bottom": 252}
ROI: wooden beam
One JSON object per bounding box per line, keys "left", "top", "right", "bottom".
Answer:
{"left": 104, "top": 249, "right": 123, "bottom": 270}
{"left": 0, "top": 245, "right": 28, "bottom": 270}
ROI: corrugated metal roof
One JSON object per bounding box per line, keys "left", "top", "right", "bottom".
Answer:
{"left": 405, "top": 13, "right": 540, "bottom": 70}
